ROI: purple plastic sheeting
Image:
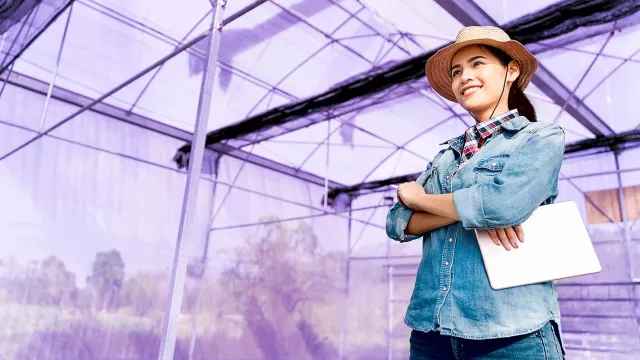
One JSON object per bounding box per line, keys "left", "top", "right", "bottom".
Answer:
{"left": 1, "top": 0, "right": 640, "bottom": 359}
{"left": 0, "top": 0, "right": 72, "bottom": 74}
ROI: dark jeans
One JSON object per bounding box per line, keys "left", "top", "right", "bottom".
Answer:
{"left": 409, "top": 322, "right": 564, "bottom": 360}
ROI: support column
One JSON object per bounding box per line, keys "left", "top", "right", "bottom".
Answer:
{"left": 614, "top": 151, "right": 637, "bottom": 281}
{"left": 387, "top": 206, "right": 393, "bottom": 360}
{"left": 187, "top": 152, "right": 221, "bottom": 360}
{"left": 157, "top": 2, "right": 227, "bottom": 359}
{"left": 39, "top": 4, "right": 73, "bottom": 131}
{"left": 339, "top": 203, "right": 353, "bottom": 360}
{"left": 387, "top": 265, "right": 394, "bottom": 360}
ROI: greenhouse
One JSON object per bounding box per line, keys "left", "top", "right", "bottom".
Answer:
{"left": 1, "top": 0, "right": 640, "bottom": 359}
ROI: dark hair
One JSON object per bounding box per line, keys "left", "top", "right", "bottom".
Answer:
{"left": 479, "top": 45, "right": 537, "bottom": 122}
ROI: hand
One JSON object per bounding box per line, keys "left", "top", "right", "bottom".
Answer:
{"left": 487, "top": 226, "right": 524, "bottom": 251}
{"left": 397, "top": 189, "right": 405, "bottom": 206}
{"left": 397, "top": 181, "right": 426, "bottom": 210}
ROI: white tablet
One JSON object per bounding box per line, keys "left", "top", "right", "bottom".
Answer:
{"left": 474, "top": 201, "right": 601, "bottom": 290}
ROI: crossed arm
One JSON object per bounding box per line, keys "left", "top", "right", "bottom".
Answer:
{"left": 387, "top": 125, "right": 565, "bottom": 249}
{"left": 405, "top": 210, "right": 458, "bottom": 235}
{"left": 401, "top": 193, "right": 459, "bottom": 235}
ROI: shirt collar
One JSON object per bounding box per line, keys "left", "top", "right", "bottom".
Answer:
{"left": 475, "top": 108, "right": 519, "bottom": 139}
{"left": 439, "top": 110, "right": 530, "bottom": 149}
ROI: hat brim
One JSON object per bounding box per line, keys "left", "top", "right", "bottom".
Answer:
{"left": 425, "top": 39, "right": 538, "bottom": 103}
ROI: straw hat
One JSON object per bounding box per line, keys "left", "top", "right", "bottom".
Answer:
{"left": 425, "top": 26, "right": 538, "bottom": 103}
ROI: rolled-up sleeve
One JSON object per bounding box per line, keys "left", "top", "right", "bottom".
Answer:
{"left": 453, "top": 124, "right": 565, "bottom": 230}
{"left": 386, "top": 162, "right": 436, "bottom": 242}
{"left": 386, "top": 203, "right": 422, "bottom": 242}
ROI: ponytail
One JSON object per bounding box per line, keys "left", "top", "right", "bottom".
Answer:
{"left": 508, "top": 85, "right": 537, "bottom": 122}
{"left": 480, "top": 45, "right": 537, "bottom": 122}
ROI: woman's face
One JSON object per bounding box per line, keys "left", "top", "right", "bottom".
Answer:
{"left": 450, "top": 45, "right": 517, "bottom": 115}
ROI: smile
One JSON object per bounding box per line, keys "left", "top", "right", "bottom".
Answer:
{"left": 462, "top": 86, "right": 482, "bottom": 96}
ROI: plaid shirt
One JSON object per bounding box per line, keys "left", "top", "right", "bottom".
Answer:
{"left": 460, "top": 109, "right": 519, "bottom": 166}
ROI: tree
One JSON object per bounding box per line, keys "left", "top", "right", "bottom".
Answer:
{"left": 220, "top": 219, "right": 344, "bottom": 360}
{"left": 120, "top": 271, "right": 167, "bottom": 317}
{"left": 36, "top": 256, "right": 78, "bottom": 307}
{"left": 0, "top": 256, "right": 77, "bottom": 307}
{"left": 86, "top": 250, "right": 125, "bottom": 311}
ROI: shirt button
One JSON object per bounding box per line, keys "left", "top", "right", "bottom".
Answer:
{"left": 445, "top": 261, "right": 449, "bottom": 266}
{"left": 449, "top": 238, "right": 453, "bottom": 242}
{"left": 446, "top": 175, "right": 450, "bottom": 179}
{"left": 492, "top": 162, "right": 497, "bottom": 166}
{"left": 443, "top": 287, "right": 447, "bottom": 291}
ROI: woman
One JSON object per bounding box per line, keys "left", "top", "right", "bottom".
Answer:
{"left": 386, "top": 26, "right": 566, "bottom": 359}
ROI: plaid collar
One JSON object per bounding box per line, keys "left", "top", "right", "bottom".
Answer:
{"left": 460, "top": 109, "right": 519, "bottom": 165}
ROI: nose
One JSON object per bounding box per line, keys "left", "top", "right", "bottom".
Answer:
{"left": 460, "top": 68, "right": 474, "bottom": 84}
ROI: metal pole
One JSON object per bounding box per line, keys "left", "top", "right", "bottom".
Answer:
{"left": 128, "top": 9, "right": 213, "bottom": 113}
{"left": 561, "top": 175, "right": 624, "bottom": 229}
{"left": 0, "top": 113, "right": 389, "bottom": 238}
{"left": 0, "top": 28, "right": 212, "bottom": 162}
{"left": 324, "top": 119, "right": 331, "bottom": 208}
{"left": 0, "top": 4, "right": 38, "bottom": 70}
{"left": 79, "top": 0, "right": 291, "bottom": 101}
{"left": 559, "top": 167, "right": 640, "bottom": 181}
{"left": 339, "top": 205, "right": 353, "bottom": 360}
{"left": 387, "top": 205, "right": 394, "bottom": 360}
{"left": 552, "top": 32, "right": 613, "bottom": 124}
{"left": 222, "top": 0, "right": 267, "bottom": 25}
{"left": 387, "top": 265, "right": 394, "bottom": 360}
{"left": 614, "top": 152, "right": 638, "bottom": 281}
{"left": 39, "top": 4, "right": 73, "bottom": 132}
{"left": 0, "top": 4, "right": 38, "bottom": 99}
{"left": 350, "top": 255, "right": 422, "bottom": 261}
{"left": 187, "top": 154, "right": 221, "bottom": 360}
{"left": 157, "top": 2, "right": 226, "bottom": 360}
{"left": 210, "top": 204, "right": 387, "bottom": 231}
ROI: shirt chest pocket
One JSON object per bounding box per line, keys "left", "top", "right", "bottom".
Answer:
{"left": 421, "top": 167, "right": 438, "bottom": 194}
{"left": 473, "top": 155, "right": 510, "bottom": 184}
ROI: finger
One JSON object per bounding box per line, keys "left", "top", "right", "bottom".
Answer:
{"left": 505, "top": 226, "right": 519, "bottom": 249}
{"left": 497, "top": 228, "right": 511, "bottom": 250}
{"left": 488, "top": 229, "right": 500, "bottom": 246}
{"left": 514, "top": 225, "right": 525, "bottom": 243}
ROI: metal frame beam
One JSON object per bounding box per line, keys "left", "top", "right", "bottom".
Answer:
{"left": 269, "top": 0, "right": 474, "bottom": 146}
{"left": 0, "top": 0, "right": 73, "bottom": 74}
{"left": 78, "top": 0, "right": 295, "bottom": 103}
{"left": 525, "top": 9, "right": 640, "bottom": 56}
{"left": 261, "top": 1, "right": 437, "bottom": 161}
{"left": 328, "top": 139, "right": 640, "bottom": 200}
{"left": 0, "top": 115, "right": 356, "bottom": 224}
{"left": 210, "top": 204, "right": 386, "bottom": 231}
{"left": 433, "top": 0, "right": 615, "bottom": 137}
{"left": 182, "top": 0, "right": 639, "bottom": 171}
{"left": 0, "top": 71, "right": 344, "bottom": 188}
{"left": 269, "top": 0, "right": 370, "bottom": 65}
{"left": 158, "top": 4, "right": 226, "bottom": 358}
{"left": 614, "top": 152, "right": 639, "bottom": 281}
{"left": 0, "top": 22, "right": 222, "bottom": 162}
{"left": 38, "top": 3, "right": 73, "bottom": 131}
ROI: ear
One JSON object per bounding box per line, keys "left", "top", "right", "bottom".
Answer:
{"left": 507, "top": 61, "right": 520, "bottom": 83}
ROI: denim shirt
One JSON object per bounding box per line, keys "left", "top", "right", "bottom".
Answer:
{"left": 386, "top": 116, "right": 567, "bottom": 353}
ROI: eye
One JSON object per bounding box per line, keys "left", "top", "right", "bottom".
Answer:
{"left": 451, "top": 69, "right": 461, "bottom": 77}
{"left": 472, "top": 60, "right": 485, "bottom": 68}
